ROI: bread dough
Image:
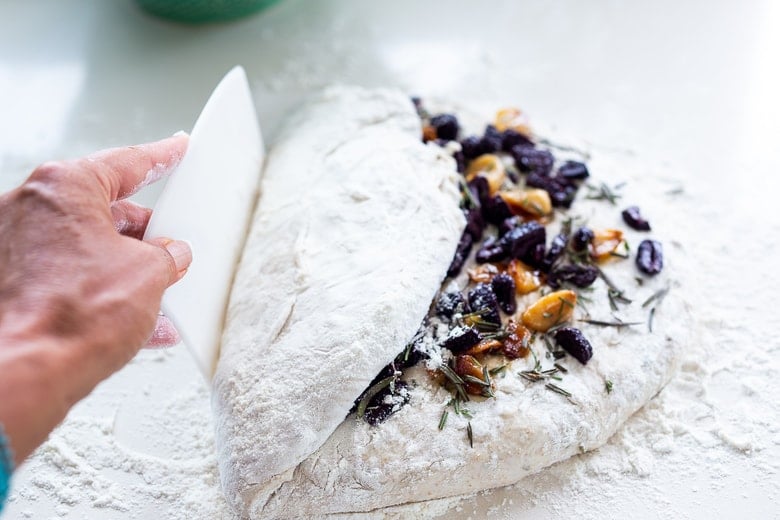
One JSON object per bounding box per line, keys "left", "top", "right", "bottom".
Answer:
{"left": 215, "top": 87, "right": 689, "bottom": 518}
{"left": 212, "top": 86, "right": 465, "bottom": 517}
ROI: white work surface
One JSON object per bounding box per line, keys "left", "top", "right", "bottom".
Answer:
{"left": 1, "top": 1, "right": 779, "bottom": 519}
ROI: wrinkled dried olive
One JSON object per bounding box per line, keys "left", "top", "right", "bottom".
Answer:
{"left": 475, "top": 235, "right": 506, "bottom": 263}
{"left": 501, "top": 128, "right": 534, "bottom": 151}
{"left": 526, "top": 242, "right": 547, "bottom": 270}
{"left": 571, "top": 226, "right": 594, "bottom": 252}
{"left": 460, "top": 135, "right": 482, "bottom": 160}
{"left": 510, "top": 146, "right": 554, "bottom": 176}
{"left": 479, "top": 125, "right": 504, "bottom": 154}
{"left": 540, "top": 233, "right": 568, "bottom": 272}
{"left": 548, "top": 264, "right": 599, "bottom": 288}
{"left": 636, "top": 239, "right": 663, "bottom": 275}
{"left": 442, "top": 326, "right": 482, "bottom": 353}
{"left": 622, "top": 205, "right": 651, "bottom": 231}
{"left": 481, "top": 194, "right": 514, "bottom": 225}
{"left": 499, "top": 216, "right": 521, "bottom": 237}
{"left": 467, "top": 175, "right": 490, "bottom": 206}
{"left": 453, "top": 150, "right": 466, "bottom": 173}
{"left": 491, "top": 273, "right": 517, "bottom": 314}
{"left": 361, "top": 380, "right": 411, "bottom": 425}
{"left": 557, "top": 160, "right": 590, "bottom": 180}
{"left": 526, "top": 172, "right": 578, "bottom": 208}
{"left": 554, "top": 327, "right": 593, "bottom": 365}
{"left": 468, "top": 283, "right": 502, "bottom": 326}
{"left": 447, "top": 231, "right": 473, "bottom": 278}
{"left": 499, "top": 221, "right": 546, "bottom": 264}
{"left": 430, "top": 113, "right": 460, "bottom": 141}
{"left": 463, "top": 207, "right": 485, "bottom": 241}
{"left": 436, "top": 290, "right": 467, "bottom": 320}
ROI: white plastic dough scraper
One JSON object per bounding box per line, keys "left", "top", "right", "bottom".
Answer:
{"left": 144, "top": 66, "right": 263, "bottom": 380}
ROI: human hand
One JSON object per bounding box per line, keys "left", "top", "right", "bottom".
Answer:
{"left": 0, "top": 135, "right": 192, "bottom": 464}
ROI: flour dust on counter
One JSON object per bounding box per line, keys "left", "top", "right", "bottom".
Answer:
{"left": 4, "top": 348, "right": 232, "bottom": 520}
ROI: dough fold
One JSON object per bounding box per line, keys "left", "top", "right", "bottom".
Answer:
{"left": 213, "top": 86, "right": 465, "bottom": 516}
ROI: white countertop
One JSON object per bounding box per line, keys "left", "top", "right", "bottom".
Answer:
{"left": 1, "top": 1, "right": 779, "bottom": 518}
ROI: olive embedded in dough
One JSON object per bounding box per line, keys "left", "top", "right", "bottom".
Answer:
{"left": 554, "top": 327, "right": 594, "bottom": 365}
{"left": 636, "top": 239, "right": 664, "bottom": 275}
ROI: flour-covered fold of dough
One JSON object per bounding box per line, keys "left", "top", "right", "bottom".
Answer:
{"left": 212, "top": 86, "right": 465, "bottom": 516}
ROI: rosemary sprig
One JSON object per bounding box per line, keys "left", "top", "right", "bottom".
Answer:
{"left": 545, "top": 383, "right": 575, "bottom": 404}
{"left": 585, "top": 182, "right": 622, "bottom": 205}
{"left": 579, "top": 318, "right": 642, "bottom": 328}
{"left": 461, "top": 308, "right": 500, "bottom": 332}
{"left": 460, "top": 180, "right": 479, "bottom": 209}
{"left": 489, "top": 364, "right": 508, "bottom": 376}
{"left": 467, "top": 422, "right": 474, "bottom": 448}
{"left": 648, "top": 307, "right": 656, "bottom": 333}
{"left": 605, "top": 379, "right": 614, "bottom": 394}
{"left": 642, "top": 286, "right": 670, "bottom": 308}
{"left": 607, "top": 287, "right": 632, "bottom": 312}
{"left": 520, "top": 371, "right": 546, "bottom": 383}
{"left": 439, "top": 364, "right": 470, "bottom": 403}
{"left": 356, "top": 376, "right": 396, "bottom": 418}
{"left": 453, "top": 397, "right": 473, "bottom": 419}
{"left": 463, "top": 375, "right": 491, "bottom": 387}
{"left": 596, "top": 265, "right": 622, "bottom": 293}
{"left": 482, "top": 329, "right": 510, "bottom": 341}
{"left": 438, "top": 410, "right": 449, "bottom": 430}
{"left": 643, "top": 285, "right": 670, "bottom": 333}
{"left": 520, "top": 364, "right": 560, "bottom": 382}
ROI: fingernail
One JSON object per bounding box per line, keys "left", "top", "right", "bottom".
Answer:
{"left": 164, "top": 239, "right": 192, "bottom": 274}
{"left": 172, "top": 130, "right": 189, "bottom": 138}
{"left": 145, "top": 314, "right": 181, "bottom": 349}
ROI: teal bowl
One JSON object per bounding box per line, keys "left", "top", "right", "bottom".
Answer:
{"left": 137, "top": 0, "right": 281, "bottom": 23}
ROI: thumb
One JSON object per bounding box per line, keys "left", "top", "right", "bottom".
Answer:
{"left": 146, "top": 238, "right": 193, "bottom": 286}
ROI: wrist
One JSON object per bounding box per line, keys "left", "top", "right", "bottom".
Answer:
{"left": 0, "top": 330, "right": 83, "bottom": 465}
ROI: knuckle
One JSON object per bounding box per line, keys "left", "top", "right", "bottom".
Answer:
{"left": 138, "top": 239, "right": 178, "bottom": 286}
{"left": 29, "top": 160, "right": 70, "bottom": 183}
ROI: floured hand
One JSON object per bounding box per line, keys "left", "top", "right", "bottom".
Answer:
{"left": 0, "top": 135, "right": 192, "bottom": 465}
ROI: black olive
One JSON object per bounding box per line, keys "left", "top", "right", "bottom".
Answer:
{"left": 499, "top": 221, "right": 546, "bottom": 264}
{"left": 636, "top": 239, "right": 663, "bottom": 275}
{"left": 501, "top": 128, "right": 534, "bottom": 151}
{"left": 540, "top": 233, "right": 568, "bottom": 272}
{"left": 435, "top": 291, "right": 467, "bottom": 320}
{"left": 361, "top": 380, "right": 411, "bottom": 425}
{"left": 491, "top": 273, "right": 517, "bottom": 314}
{"left": 442, "top": 326, "right": 482, "bottom": 353}
{"left": 475, "top": 235, "right": 506, "bottom": 263}
{"left": 557, "top": 160, "right": 590, "bottom": 180}
{"left": 447, "top": 231, "right": 473, "bottom": 278}
{"left": 429, "top": 114, "right": 460, "bottom": 141}
{"left": 554, "top": 327, "right": 593, "bottom": 365}
{"left": 548, "top": 264, "right": 599, "bottom": 289}
{"left": 571, "top": 227, "right": 595, "bottom": 252}
{"left": 467, "top": 283, "right": 502, "bottom": 326}
{"left": 622, "top": 206, "right": 652, "bottom": 231}
{"left": 510, "top": 146, "right": 554, "bottom": 176}
{"left": 481, "top": 194, "right": 513, "bottom": 225}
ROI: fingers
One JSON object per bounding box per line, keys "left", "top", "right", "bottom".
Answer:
{"left": 111, "top": 200, "right": 153, "bottom": 239}
{"left": 81, "top": 134, "right": 189, "bottom": 202}
{"left": 145, "top": 237, "right": 193, "bottom": 287}
{"left": 144, "top": 314, "right": 181, "bottom": 348}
